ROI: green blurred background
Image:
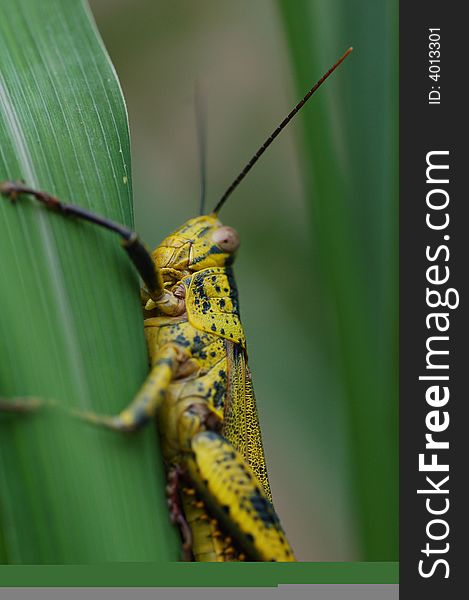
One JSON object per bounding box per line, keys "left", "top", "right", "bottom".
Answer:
{"left": 87, "top": 0, "right": 398, "bottom": 562}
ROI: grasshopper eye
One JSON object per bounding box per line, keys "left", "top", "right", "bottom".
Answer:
{"left": 212, "top": 226, "right": 239, "bottom": 252}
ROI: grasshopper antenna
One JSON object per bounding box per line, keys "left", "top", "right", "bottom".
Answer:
{"left": 212, "top": 46, "right": 353, "bottom": 215}
{"left": 194, "top": 81, "right": 208, "bottom": 215}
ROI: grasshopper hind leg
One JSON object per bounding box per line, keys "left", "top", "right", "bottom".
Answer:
{"left": 184, "top": 431, "right": 296, "bottom": 562}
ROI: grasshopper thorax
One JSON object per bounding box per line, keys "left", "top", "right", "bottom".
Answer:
{"left": 152, "top": 214, "right": 239, "bottom": 286}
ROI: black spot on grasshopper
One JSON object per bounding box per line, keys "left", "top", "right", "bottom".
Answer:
{"left": 192, "top": 334, "right": 207, "bottom": 354}
{"left": 225, "top": 267, "right": 240, "bottom": 315}
{"left": 208, "top": 245, "right": 224, "bottom": 255}
{"left": 156, "top": 357, "right": 174, "bottom": 367}
{"left": 249, "top": 490, "right": 280, "bottom": 527}
{"left": 175, "top": 334, "right": 190, "bottom": 347}
{"left": 213, "top": 380, "right": 226, "bottom": 409}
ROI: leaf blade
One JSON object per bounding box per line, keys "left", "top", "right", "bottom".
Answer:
{"left": 0, "top": 0, "right": 179, "bottom": 563}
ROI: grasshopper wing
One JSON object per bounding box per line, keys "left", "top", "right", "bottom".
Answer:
{"left": 223, "top": 342, "right": 272, "bottom": 500}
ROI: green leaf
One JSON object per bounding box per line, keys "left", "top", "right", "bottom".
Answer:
{"left": 0, "top": 0, "right": 179, "bottom": 562}
{"left": 277, "top": 0, "right": 398, "bottom": 559}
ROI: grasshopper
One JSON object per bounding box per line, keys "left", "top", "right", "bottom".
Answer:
{"left": 0, "top": 48, "right": 351, "bottom": 561}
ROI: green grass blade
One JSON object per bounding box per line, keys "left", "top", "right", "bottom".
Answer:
{"left": 277, "top": 0, "right": 398, "bottom": 559}
{"left": 0, "top": 0, "right": 179, "bottom": 562}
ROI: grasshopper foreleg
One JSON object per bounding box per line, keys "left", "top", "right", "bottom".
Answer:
{"left": 0, "top": 181, "right": 163, "bottom": 302}
{"left": 0, "top": 396, "right": 50, "bottom": 413}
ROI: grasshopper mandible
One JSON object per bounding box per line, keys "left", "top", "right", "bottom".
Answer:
{"left": 0, "top": 48, "right": 352, "bottom": 561}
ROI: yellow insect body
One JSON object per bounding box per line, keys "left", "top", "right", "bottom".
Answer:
{"left": 140, "top": 215, "right": 295, "bottom": 561}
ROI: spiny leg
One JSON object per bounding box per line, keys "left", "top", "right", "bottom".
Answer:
{"left": 166, "top": 465, "right": 193, "bottom": 561}
{"left": 0, "top": 180, "right": 163, "bottom": 301}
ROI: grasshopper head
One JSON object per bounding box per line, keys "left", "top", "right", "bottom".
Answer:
{"left": 152, "top": 214, "right": 239, "bottom": 284}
